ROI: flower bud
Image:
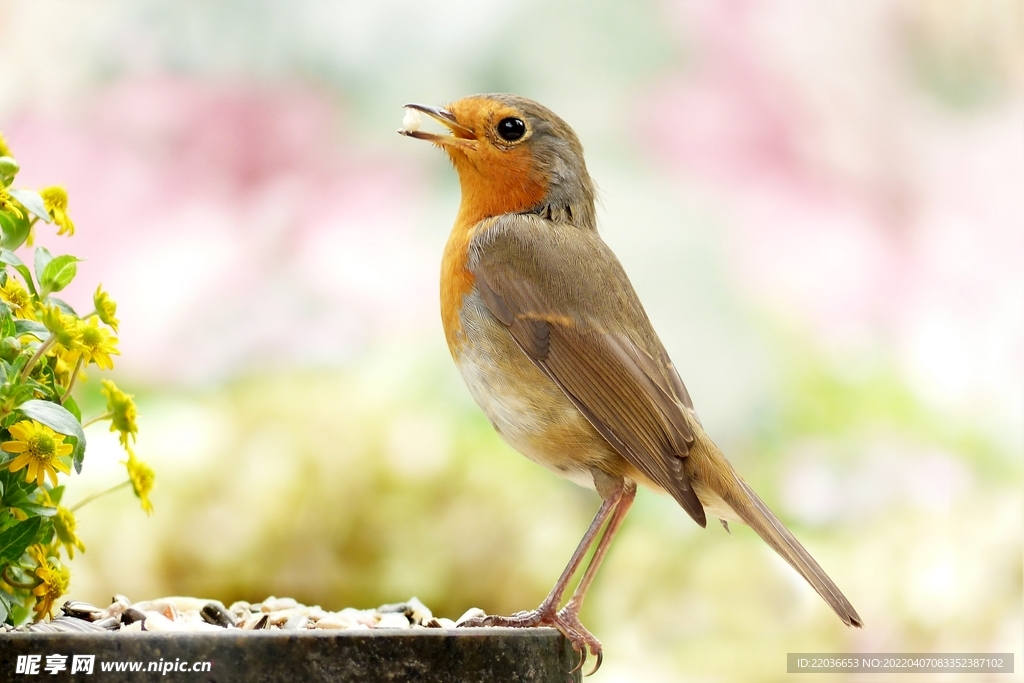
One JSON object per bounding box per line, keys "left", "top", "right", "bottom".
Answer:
{"left": 0, "top": 156, "right": 19, "bottom": 178}
{"left": 0, "top": 336, "right": 21, "bottom": 360}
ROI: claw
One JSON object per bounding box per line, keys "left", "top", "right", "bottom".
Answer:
{"left": 569, "top": 644, "right": 587, "bottom": 674}
{"left": 454, "top": 605, "right": 604, "bottom": 674}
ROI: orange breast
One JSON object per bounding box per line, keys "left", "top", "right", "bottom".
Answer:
{"left": 440, "top": 216, "right": 477, "bottom": 353}
{"left": 440, "top": 144, "right": 548, "bottom": 355}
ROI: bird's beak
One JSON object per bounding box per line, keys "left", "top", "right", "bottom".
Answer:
{"left": 398, "top": 103, "right": 476, "bottom": 149}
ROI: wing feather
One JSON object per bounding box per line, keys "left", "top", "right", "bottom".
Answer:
{"left": 470, "top": 215, "right": 706, "bottom": 526}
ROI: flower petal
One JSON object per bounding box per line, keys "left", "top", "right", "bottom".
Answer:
{"left": 8, "top": 454, "right": 30, "bottom": 471}
{"left": 9, "top": 422, "right": 33, "bottom": 440}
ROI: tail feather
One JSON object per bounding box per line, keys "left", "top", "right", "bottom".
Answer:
{"left": 724, "top": 477, "right": 863, "bottom": 628}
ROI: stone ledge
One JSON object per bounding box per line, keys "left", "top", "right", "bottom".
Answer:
{"left": 1, "top": 627, "right": 581, "bottom": 683}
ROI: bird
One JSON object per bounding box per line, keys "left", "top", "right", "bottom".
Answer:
{"left": 399, "top": 93, "right": 861, "bottom": 672}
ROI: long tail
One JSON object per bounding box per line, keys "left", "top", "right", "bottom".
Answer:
{"left": 721, "top": 476, "right": 863, "bottom": 627}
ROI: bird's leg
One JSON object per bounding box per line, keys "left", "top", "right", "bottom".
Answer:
{"left": 554, "top": 480, "right": 636, "bottom": 672}
{"left": 459, "top": 483, "right": 623, "bottom": 630}
{"left": 459, "top": 479, "right": 635, "bottom": 676}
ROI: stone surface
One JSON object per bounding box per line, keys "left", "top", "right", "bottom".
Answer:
{"left": 0, "top": 628, "right": 582, "bottom": 682}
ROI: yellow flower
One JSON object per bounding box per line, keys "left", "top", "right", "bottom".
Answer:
{"left": 52, "top": 347, "right": 70, "bottom": 383}
{"left": 0, "top": 277, "right": 36, "bottom": 320}
{"left": 93, "top": 285, "right": 119, "bottom": 332}
{"left": 39, "top": 186, "right": 74, "bottom": 236}
{"left": 123, "top": 446, "right": 154, "bottom": 515}
{"left": 29, "top": 545, "right": 69, "bottom": 621}
{"left": 53, "top": 506, "right": 86, "bottom": 559}
{"left": 2, "top": 420, "right": 73, "bottom": 487}
{"left": 101, "top": 380, "right": 138, "bottom": 446}
{"left": 0, "top": 185, "right": 23, "bottom": 220}
{"left": 51, "top": 346, "right": 86, "bottom": 387}
{"left": 27, "top": 542, "right": 46, "bottom": 565}
{"left": 77, "top": 317, "right": 119, "bottom": 370}
{"left": 41, "top": 305, "right": 82, "bottom": 351}
{"left": 0, "top": 132, "right": 12, "bottom": 158}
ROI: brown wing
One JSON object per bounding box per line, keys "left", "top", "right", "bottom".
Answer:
{"left": 469, "top": 215, "right": 707, "bottom": 527}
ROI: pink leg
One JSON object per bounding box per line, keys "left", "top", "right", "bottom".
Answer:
{"left": 531, "top": 485, "right": 626, "bottom": 616}
{"left": 554, "top": 481, "right": 636, "bottom": 673}
{"left": 460, "top": 479, "right": 636, "bottom": 676}
{"left": 560, "top": 481, "right": 636, "bottom": 615}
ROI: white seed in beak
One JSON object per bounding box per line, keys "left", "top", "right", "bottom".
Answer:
{"left": 401, "top": 107, "right": 422, "bottom": 133}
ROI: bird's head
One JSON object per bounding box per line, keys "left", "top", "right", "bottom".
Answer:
{"left": 400, "top": 94, "right": 596, "bottom": 230}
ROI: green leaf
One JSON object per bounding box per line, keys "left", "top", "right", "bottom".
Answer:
{"left": 0, "top": 249, "right": 26, "bottom": 269}
{"left": 15, "top": 400, "right": 86, "bottom": 473}
{"left": 0, "top": 250, "right": 35, "bottom": 296}
{"left": 0, "top": 471, "right": 28, "bottom": 506}
{"left": 2, "top": 484, "right": 32, "bottom": 508}
{"left": 0, "top": 516, "right": 42, "bottom": 564}
{"left": 14, "top": 502, "right": 57, "bottom": 517}
{"left": 35, "top": 362, "right": 58, "bottom": 398}
{"left": 0, "top": 591, "right": 10, "bottom": 625}
{"left": 40, "top": 255, "right": 81, "bottom": 294}
{"left": 49, "top": 484, "right": 65, "bottom": 505}
{"left": 71, "top": 436, "right": 84, "bottom": 474}
{"left": 11, "top": 384, "right": 41, "bottom": 409}
{"left": 0, "top": 212, "right": 33, "bottom": 252}
{"left": 0, "top": 312, "right": 13, "bottom": 340}
{"left": 39, "top": 518, "right": 54, "bottom": 545}
{"left": 47, "top": 297, "right": 78, "bottom": 317}
{"left": 6, "top": 354, "right": 28, "bottom": 380}
{"left": 8, "top": 189, "right": 50, "bottom": 223}
{"left": 0, "top": 468, "right": 16, "bottom": 493}
{"left": 34, "top": 247, "right": 53, "bottom": 283}
{"left": 13, "top": 319, "right": 48, "bottom": 340}
{"left": 63, "top": 395, "right": 81, "bottom": 423}
{"left": 0, "top": 210, "right": 14, "bottom": 236}
{"left": 9, "top": 600, "right": 29, "bottom": 625}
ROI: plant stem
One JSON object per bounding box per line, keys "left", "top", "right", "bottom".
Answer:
{"left": 69, "top": 480, "right": 130, "bottom": 512}
{"left": 60, "top": 356, "right": 84, "bottom": 404}
{"left": 1, "top": 564, "right": 38, "bottom": 589}
{"left": 81, "top": 412, "right": 112, "bottom": 429}
{"left": 19, "top": 335, "right": 56, "bottom": 382}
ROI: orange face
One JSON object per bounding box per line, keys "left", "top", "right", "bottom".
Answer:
{"left": 401, "top": 97, "right": 549, "bottom": 228}
{"left": 400, "top": 94, "right": 593, "bottom": 352}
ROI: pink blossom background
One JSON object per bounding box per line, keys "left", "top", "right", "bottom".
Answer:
{"left": 6, "top": 77, "right": 438, "bottom": 385}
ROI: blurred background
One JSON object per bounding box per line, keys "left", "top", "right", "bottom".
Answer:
{"left": 0, "top": 1, "right": 1021, "bottom": 681}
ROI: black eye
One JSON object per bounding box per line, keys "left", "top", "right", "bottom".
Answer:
{"left": 496, "top": 117, "right": 526, "bottom": 142}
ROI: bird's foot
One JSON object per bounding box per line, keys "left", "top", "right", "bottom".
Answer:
{"left": 554, "top": 606, "right": 603, "bottom": 676}
{"left": 457, "top": 607, "right": 548, "bottom": 629}
{"left": 458, "top": 605, "right": 603, "bottom": 676}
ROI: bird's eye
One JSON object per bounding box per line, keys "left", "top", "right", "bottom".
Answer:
{"left": 496, "top": 117, "right": 526, "bottom": 142}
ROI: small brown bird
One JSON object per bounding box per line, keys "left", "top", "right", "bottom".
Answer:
{"left": 400, "top": 94, "right": 861, "bottom": 671}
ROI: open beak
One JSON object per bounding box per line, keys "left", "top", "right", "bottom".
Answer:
{"left": 398, "top": 103, "right": 476, "bottom": 149}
